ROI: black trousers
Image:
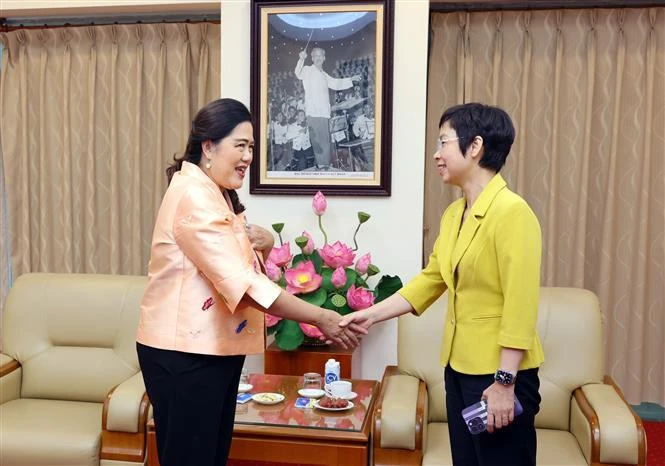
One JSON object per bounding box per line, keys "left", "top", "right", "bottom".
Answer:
{"left": 137, "top": 342, "right": 245, "bottom": 466}
{"left": 444, "top": 365, "right": 541, "bottom": 466}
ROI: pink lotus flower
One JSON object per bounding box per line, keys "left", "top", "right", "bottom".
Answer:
{"left": 312, "top": 191, "right": 327, "bottom": 216}
{"left": 284, "top": 260, "right": 322, "bottom": 295}
{"left": 319, "top": 241, "right": 356, "bottom": 269}
{"left": 267, "top": 193, "right": 403, "bottom": 351}
{"left": 347, "top": 284, "right": 375, "bottom": 310}
{"left": 355, "top": 253, "right": 372, "bottom": 274}
{"left": 301, "top": 231, "right": 315, "bottom": 254}
{"left": 268, "top": 243, "right": 292, "bottom": 267}
{"left": 265, "top": 260, "right": 281, "bottom": 282}
{"left": 331, "top": 267, "right": 347, "bottom": 288}
{"left": 299, "top": 323, "right": 323, "bottom": 339}
{"left": 265, "top": 314, "right": 282, "bottom": 327}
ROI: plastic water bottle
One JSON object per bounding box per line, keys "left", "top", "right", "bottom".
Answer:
{"left": 324, "top": 358, "right": 340, "bottom": 389}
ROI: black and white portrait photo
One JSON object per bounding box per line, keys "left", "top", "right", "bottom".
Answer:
{"left": 250, "top": 1, "right": 393, "bottom": 196}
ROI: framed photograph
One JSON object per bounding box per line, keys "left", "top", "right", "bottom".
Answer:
{"left": 249, "top": 0, "right": 394, "bottom": 196}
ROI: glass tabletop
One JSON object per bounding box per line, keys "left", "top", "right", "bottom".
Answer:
{"left": 235, "top": 373, "right": 377, "bottom": 432}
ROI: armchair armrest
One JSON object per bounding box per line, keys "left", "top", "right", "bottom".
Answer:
{"left": 0, "top": 352, "right": 21, "bottom": 404}
{"left": 373, "top": 365, "right": 427, "bottom": 466}
{"left": 571, "top": 376, "right": 646, "bottom": 466}
{"left": 101, "top": 371, "right": 151, "bottom": 463}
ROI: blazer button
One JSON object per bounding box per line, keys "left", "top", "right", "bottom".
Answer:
{"left": 450, "top": 319, "right": 455, "bottom": 325}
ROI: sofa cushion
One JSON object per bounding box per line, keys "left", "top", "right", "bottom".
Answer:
{"left": 398, "top": 294, "right": 448, "bottom": 423}
{"left": 423, "top": 423, "right": 587, "bottom": 466}
{"left": 2, "top": 273, "right": 146, "bottom": 402}
{"left": 0, "top": 398, "right": 102, "bottom": 466}
{"left": 423, "top": 423, "right": 452, "bottom": 466}
{"left": 535, "top": 288, "right": 603, "bottom": 430}
{"left": 536, "top": 428, "right": 588, "bottom": 465}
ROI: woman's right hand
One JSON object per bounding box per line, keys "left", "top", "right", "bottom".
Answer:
{"left": 317, "top": 309, "right": 366, "bottom": 349}
{"left": 338, "top": 308, "right": 375, "bottom": 333}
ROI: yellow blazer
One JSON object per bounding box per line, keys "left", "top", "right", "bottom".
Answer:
{"left": 399, "top": 174, "right": 544, "bottom": 374}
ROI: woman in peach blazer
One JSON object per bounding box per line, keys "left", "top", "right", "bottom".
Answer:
{"left": 137, "top": 99, "right": 365, "bottom": 466}
{"left": 342, "top": 103, "right": 544, "bottom": 466}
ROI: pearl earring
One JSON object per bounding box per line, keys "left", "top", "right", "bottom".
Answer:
{"left": 205, "top": 161, "right": 211, "bottom": 169}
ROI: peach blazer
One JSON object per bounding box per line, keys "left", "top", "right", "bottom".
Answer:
{"left": 137, "top": 161, "right": 281, "bottom": 356}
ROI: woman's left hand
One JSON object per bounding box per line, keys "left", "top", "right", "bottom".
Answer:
{"left": 482, "top": 382, "right": 516, "bottom": 433}
{"left": 246, "top": 224, "right": 274, "bottom": 252}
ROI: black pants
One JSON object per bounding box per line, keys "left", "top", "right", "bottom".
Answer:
{"left": 445, "top": 365, "right": 541, "bottom": 466}
{"left": 137, "top": 342, "right": 245, "bottom": 466}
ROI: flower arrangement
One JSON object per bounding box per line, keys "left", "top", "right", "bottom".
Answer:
{"left": 265, "top": 191, "right": 403, "bottom": 351}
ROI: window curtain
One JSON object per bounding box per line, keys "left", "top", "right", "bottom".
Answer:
{"left": 0, "top": 39, "right": 10, "bottom": 316}
{"left": 425, "top": 8, "right": 664, "bottom": 406}
{"left": 0, "top": 22, "right": 220, "bottom": 288}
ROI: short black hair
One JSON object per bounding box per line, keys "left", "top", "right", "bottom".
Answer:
{"left": 439, "top": 103, "right": 515, "bottom": 172}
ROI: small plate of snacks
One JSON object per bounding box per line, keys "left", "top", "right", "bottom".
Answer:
{"left": 313, "top": 396, "right": 354, "bottom": 411}
{"left": 251, "top": 393, "right": 285, "bottom": 405}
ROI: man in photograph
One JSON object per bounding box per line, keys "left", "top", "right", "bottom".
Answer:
{"left": 295, "top": 47, "right": 361, "bottom": 170}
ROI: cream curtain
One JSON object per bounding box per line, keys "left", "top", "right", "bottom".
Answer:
{"left": 426, "top": 8, "right": 664, "bottom": 405}
{"left": 0, "top": 22, "right": 220, "bottom": 308}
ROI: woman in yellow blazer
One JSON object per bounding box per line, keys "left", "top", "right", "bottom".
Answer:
{"left": 341, "top": 103, "right": 544, "bottom": 466}
{"left": 137, "top": 99, "right": 365, "bottom": 466}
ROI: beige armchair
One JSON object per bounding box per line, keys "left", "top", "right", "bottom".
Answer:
{"left": 373, "top": 287, "right": 647, "bottom": 466}
{"left": 0, "top": 273, "right": 151, "bottom": 466}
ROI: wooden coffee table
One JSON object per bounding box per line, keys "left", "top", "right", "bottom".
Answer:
{"left": 147, "top": 374, "right": 378, "bottom": 466}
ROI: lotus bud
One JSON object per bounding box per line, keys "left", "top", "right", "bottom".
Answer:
{"left": 331, "top": 267, "right": 347, "bottom": 288}
{"left": 268, "top": 243, "right": 292, "bottom": 267}
{"left": 355, "top": 253, "right": 372, "bottom": 274}
{"left": 301, "top": 231, "right": 315, "bottom": 254}
{"left": 264, "top": 260, "right": 281, "bottom": 282}
{"left": 346, "top": 284, "right": 375, "bottom": 310}
{"left": 312, "top": 191, "right": 327, "bottom": 216}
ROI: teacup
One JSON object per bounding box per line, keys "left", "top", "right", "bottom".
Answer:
{"left": 327, "top": 380, "right": 352, "bottom": 398}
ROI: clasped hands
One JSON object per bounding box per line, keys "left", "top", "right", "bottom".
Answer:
{"left": 316, "top": 309, "right": 369, "bottom": 350}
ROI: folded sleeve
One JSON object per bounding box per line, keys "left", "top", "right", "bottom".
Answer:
{"left": 495, "top": 202, "right": 542, "bottom": 349}
{"left": 173, "top": 186, "right": 281, "bottom": 312}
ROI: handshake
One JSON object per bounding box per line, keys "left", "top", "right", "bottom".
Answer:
{"left": 312, "top": 307, "right": 374, "bottom": 350}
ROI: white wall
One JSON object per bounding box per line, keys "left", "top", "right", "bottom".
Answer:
{"left": 221, "top": 0, "right": 430, "bottom": 380}
{"left": 2, "top": 0, "right": 431, "bottom": 381}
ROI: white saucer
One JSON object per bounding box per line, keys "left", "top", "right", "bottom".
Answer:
{"left": 324, "top": 391, "right": 358, "bottom": 401}
{"left": 313, "top": 400, "right": 355, "bottom": 411}
{"left": 238, "top": 383, "right": 253, "bottom": 393}
{"left": 252, "top": 392, "right": 285, "bottom": 405}
{"left": 341, "top": 391, "right": 357, "bottom": 401}
{"left": 298, "top": 388, "right": 326, "bottom": 398}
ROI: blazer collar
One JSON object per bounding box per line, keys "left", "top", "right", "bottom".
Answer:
{"left": 450, "top": 173, "right": 507, "bottom": 273}
{"left": 468, "top": 173, "right": 507, "bottom": 219}
{"left": 179, "top": 161, "right": 234, "bottom": 212}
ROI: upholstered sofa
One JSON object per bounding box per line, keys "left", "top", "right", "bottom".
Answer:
{"left": 372, "top": 287, "right": 646, "bottom": 465}
{"left": 0, "top": 273, "right": 150, "bottom": 466}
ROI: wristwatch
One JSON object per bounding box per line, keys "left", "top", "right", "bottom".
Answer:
{"left": 494, "top": 369, "right": 516, "bottom": 386}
